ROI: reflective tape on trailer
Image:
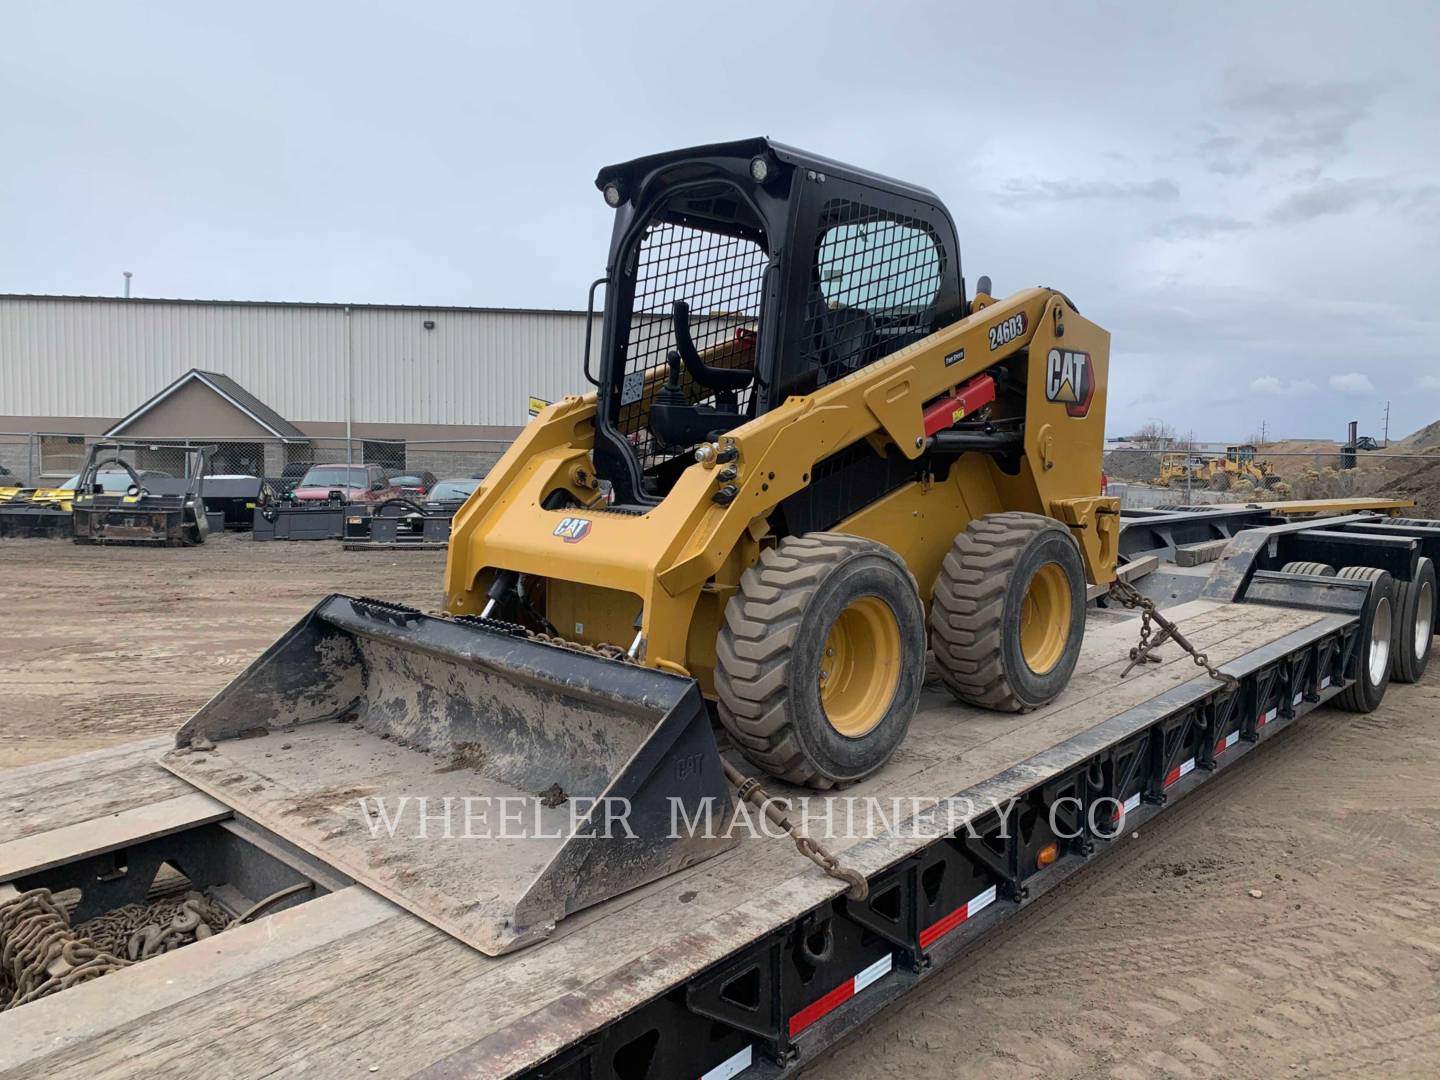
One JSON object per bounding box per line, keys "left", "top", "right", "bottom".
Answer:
{"left": 1163, "top": 757, "right": 1196, "bottom": 789}
{"left": 788, "top": 953, "right": 894, "bottom": 1037}
{"left": 1111, "top": 792, "right": 1142, "bottom": 824}
{"left": 1258, "top": 706, "right": 1279, "bottom": 727}
{"left": 1293, "top": 691, "right": 1304, "bottom": 706}
{"left": 699, "top": 1045, "right": 752, "bottom": 1080}
{"left": 1214, "top": 729, "right": 1241, "bottom": 756}
{"left": 1320, "top": 675, "right": 1331, "bottom": 689}
{"left": 918, "top": 884, "right": 999, "bottom": 950}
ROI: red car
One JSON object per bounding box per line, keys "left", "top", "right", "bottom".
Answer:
{"left": 291, "top": 464, "right": 403, "bottom": 504}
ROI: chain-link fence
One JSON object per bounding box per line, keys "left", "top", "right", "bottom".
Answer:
{"left": 0, "top": 432, "right": 514, "bottom": 490}
{"left": 1103, "top": 446, "right": 1440, "bottom": 518}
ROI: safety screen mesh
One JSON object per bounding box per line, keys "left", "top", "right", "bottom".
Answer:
{"left": 617, "top": 221, "right": 766, "bottom": 466}
{"left": 804, "top": 199, "right": 942, "bottom": 386}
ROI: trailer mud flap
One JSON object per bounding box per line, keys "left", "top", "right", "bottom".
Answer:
{"left": 161, "top": 594, "right": 737, "bottom": 955}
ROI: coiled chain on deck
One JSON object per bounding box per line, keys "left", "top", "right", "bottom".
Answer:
{"left": 74, "top": 892, "right": 231, "bottom": 961}
{"left": 0, "top": 889, "right": 128, "bottom": 1011}
{"left": 1109, "top": 578, "right": 1239, "bottom": 689}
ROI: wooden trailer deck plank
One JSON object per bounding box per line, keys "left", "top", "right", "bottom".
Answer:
{"left": 0, "top": 792, "right": 228, "bottom": 882}
{"left": 2, "top": 600, "right": 1335, "bottom": 1080}
{"left": 0, "top": 736, "right": 189, "bottom": 845}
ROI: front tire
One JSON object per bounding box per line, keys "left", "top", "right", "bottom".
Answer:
{"left": 929, "top": 512, "right": 1087, "bottom": 712}
{"left": 715, "top": 534, "right": 925, "bottom": 788}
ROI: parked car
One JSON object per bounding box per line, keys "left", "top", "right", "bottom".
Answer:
{"left": 427, "top": 478, "right": 480, "bottom": 505}
{"left": 388, "top": 470, "right": 437, "bottom": 498}
{"left": 290, "top": 464, "right": 402, "bottom": 505}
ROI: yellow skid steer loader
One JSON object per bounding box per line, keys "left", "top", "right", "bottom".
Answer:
{"left": 165, "top": 139, "right": 1119, "bottom": 954}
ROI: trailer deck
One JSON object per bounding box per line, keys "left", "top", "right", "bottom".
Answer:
{"left": 0, "top": 594, "right": 1359, "bottom": 1078}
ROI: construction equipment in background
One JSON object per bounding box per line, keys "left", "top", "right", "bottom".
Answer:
{"left": 252, "top": 490, "right": 350, "bottom": 540}
{"left": 164, "top": 138, "right": 1121, "bottom": 954}
{"left": 343, "top": 499, "right": 453, "bottom": 550}
{"left": 1201, "top": 444, "right": 1282, "bottom": 491}
{"left": 1154, "top": 451, "right": 1208, "bottom": 487}
{"left": 72, "top": 441, "right": 212, "bottom": 546}
{"left": 199, "top": 475, "right": 276, "bottom": 530}
{"left": 0, "top": 481, "right": 76, "bottom": 539}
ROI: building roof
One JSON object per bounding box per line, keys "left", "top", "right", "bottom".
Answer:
{"left": 0, "top": 293, "right": 588, "bottom": 317}
{"left": 104, "top": 369, "right": 308, "bottom": 441}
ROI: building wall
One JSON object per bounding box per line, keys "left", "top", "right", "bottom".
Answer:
{"left": 0, "top": 295, "right": 594, "bottom": 429}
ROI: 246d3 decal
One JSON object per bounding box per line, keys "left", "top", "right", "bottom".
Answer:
{"left": 987, "top": 312, "right": 1027, "bottom": 350}
{"left": 1044, "top": 349, "right": 1094, "bottom": 417}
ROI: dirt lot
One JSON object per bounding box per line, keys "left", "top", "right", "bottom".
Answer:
{"left": 2, "top": 534, "right": 1438, "bottom": 1077}
{"left": 0, "top": 533, "right": 447, "bottom": 767}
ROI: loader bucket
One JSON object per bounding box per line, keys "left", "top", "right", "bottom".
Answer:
{"left": 161, "top": 595, "right": 736, "bottom": 955}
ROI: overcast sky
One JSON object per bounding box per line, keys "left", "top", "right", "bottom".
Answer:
{"left": 4, "top": 1, "right": 1437, "bottom": 441}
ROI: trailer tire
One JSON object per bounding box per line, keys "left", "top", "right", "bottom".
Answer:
{"left": 1280, "top": 561, "right": 1335, "bottom": 577}
{"left": 929, "top": 512, "right": 1086, "bottom": 713}
{"left": 1334, "top": 566, "right": 1395, "bottom": 713}
{"left": 715, "top": 534, "right": 925, "bottom": 789}
{"left": 1392, "top": 556, "right": 1435, "bottom": 683}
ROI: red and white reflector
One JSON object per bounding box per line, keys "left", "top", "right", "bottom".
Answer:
{"left": 1258, "top": 706, "right": 1279, "bottom": 727}
{"left": 1320, "top": 675, "right": 1331, "bottom": 689}
{"left": 918, "top": 884, "right": 999, "bottom": 950}
{"left": 788, "top": 953, "right": 894, "bottom": 1037}
{"left": 1214, "top": 729, "right": 1240, "bottom": 756}
{"left": 1292, "top": 691, "right": 1304, "bottom": 706}
{"left": 1163, "top": 757, "right": 1196, "bottom": 789}
{"left": 699, "top": 1044, "right": 752, "bottom": 1080}
{"left": 1111, "top": 791, "right": 1142, "bottom": 825}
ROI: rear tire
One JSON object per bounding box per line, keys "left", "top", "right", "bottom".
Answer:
{"left": 1208, "top": 474, "right": 1227, "bottom": 491}
{"left": 715, "top": 534, "right": 925, "bottom": 788}
{"left": 1392, "top": 557, "right": 1435, "bottom": 683}
{"left": 1334, "top": 566, "right": 1395, "bottom": 713}
{"left": 1280, "top": 561, "right": 1335, "bottom": 577}
{"left": 929, "top": 512, "right": 1086, "bottom": 712}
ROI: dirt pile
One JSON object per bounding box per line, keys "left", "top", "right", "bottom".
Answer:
{"left": 1102, "top": 450, "right": 1161, "bottom": 482}
{"left": 1379, "top": 449, "right": 1440, "bottom": 517}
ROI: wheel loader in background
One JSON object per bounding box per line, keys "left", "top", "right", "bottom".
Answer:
{"left": 1201, "top": 444, "right": 1282, "bottom": 491}
{"left": 165, "top": 139, "right": 1119, "bottom": 955}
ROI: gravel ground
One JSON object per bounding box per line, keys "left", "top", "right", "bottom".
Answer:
{"left": 2, "top": 532, "right": 1437, "bottom": 1078}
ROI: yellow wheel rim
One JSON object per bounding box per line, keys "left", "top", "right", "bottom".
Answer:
{"left": 1020, "top": 563, "right": 1071, "bottom": 675}
{"left": 820, "top": 596, "right": 901, "bottom": 738}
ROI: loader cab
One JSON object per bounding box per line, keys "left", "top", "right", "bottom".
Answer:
{"left": 591, "top": 138, "right": 965, "bottom": 506}
{"left": 1227, "top": 444, "right": 1257, "bottom": 465}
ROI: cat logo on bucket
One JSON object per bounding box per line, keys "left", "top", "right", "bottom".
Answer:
{"left": 553, "top": 517, "right": 592, "bottom": 543}
{"left": 1044, "top": 349, "right": 1094, "bottom": 418}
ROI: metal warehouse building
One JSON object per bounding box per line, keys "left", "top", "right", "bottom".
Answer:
{"left": 0, "top": 294, "right": 593, "bottom": 482}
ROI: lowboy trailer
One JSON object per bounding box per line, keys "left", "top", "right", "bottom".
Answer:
{"left": 0, "top": 500, "right": 1432, "bottom": 1079}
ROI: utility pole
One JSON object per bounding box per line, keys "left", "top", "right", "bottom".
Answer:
{"left": 1259, "top": 419, "right": 1267, "bottom": 445}
{"left": 1383, "top": 401, "right": 1390, "bottom": 448}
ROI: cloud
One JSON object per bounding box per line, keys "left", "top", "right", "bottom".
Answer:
{"left": 1226, "top": 79, "right": 1380, "bottom": 162}
{"left": 1329, "top": 372, "right": 1376, "bottom": 393}
{"left": 995, "top": 177, "right": 1179, "bottom": 208}
{"left": 1251, "top": 376, "right": 1317, "bottom": 395}
{"left": 1151, "top": 212, "right": 1251, "bottom": 240}
{"left": 1268, "top": 178, "right": 1440, "bottom": 224}
{"left": 1419, "top": 375, "right": 1440, "bottom": 390}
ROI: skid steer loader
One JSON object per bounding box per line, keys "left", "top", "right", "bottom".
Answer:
{"left": 165, "top": 139, "right": 1119, "bottom": 954}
